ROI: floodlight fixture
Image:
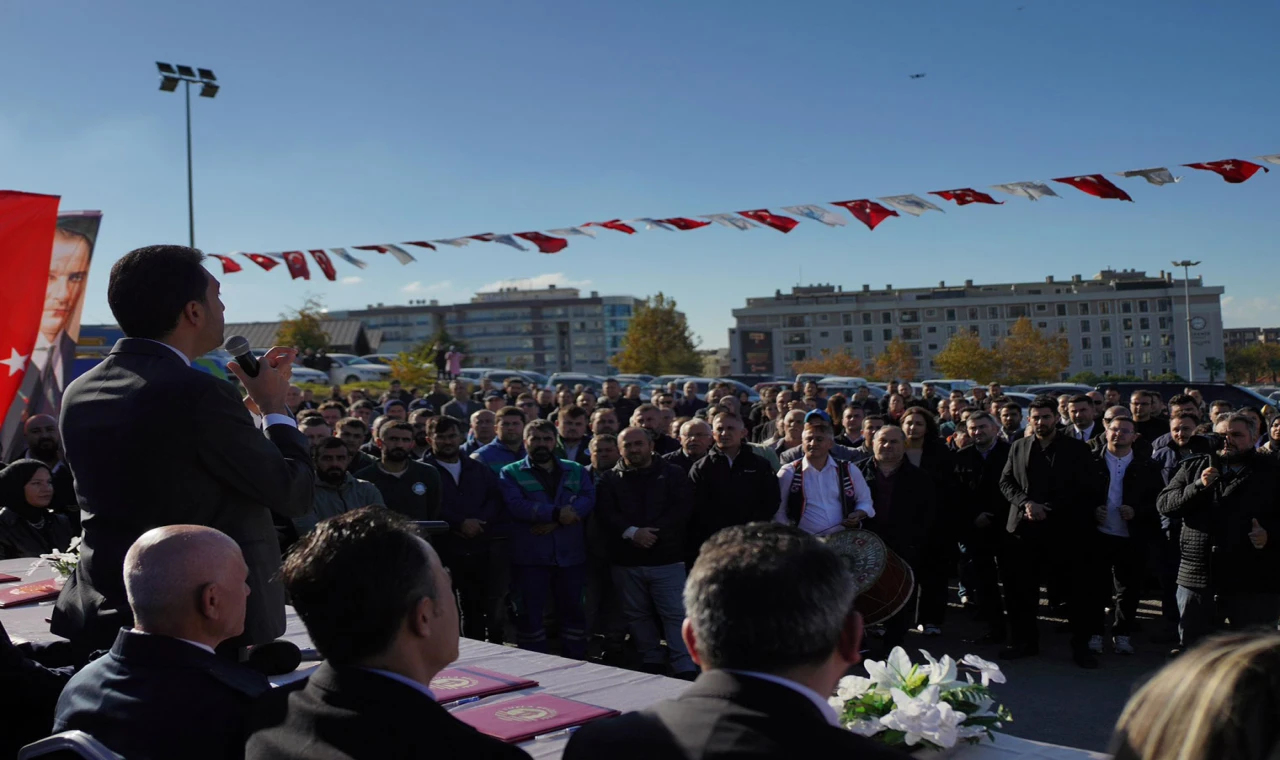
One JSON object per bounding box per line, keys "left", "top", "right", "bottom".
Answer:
{"left": 156, "top": 62, "right": 177, "bottom": 74}
{"left": 159, "top": 75, "right": 180, "bottom": 92}
{"left": 199, "top": 83, "right": 219, "bottom": 98}
{"left": 197, "top": 68, "right": 216, "bottom": 82}
{"left": 176, "top": 64, "right": 196, "bottom": 78}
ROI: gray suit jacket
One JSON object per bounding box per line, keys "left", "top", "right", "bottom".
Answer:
{"left": 52, "top": 339, "right": 314, "bottom": 650}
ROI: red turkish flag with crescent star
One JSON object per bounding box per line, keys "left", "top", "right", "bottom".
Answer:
{"left": 210, "top": 254, "right": 242, "bottom": 274}
{"left": 514, "top": 232, "right": 569, "bottom": 254}
{"left": 831, "top": 199, "right": 899, "bottom": 231}
{"left": 930, "top": 188, "right": 1004, "bottom": 206}
{"left": 243, "top": 253, "right": 281, "bottom": 271}
{"left": 308, "top": 250, "right": 337, "bottom": 281}
{"left": 0, "top": 191, "right": 60, "bottom": 417}
{"left": 584, "top": 220, "right": 636, "bottom": 234}
{"left": 737, "top": 209, "right": 799, "bottom": 233}
{"left": 658, "top": 217, "right": 711, "bottom": 230}
{"left": 1184, "top": 159, "right": 1268, "bottom": 184}
{"left": 1053, "top": 175, "right": 1133, "bottom": 201}
{"left": 282, "top": 251, "right": 310, "bottom": 280}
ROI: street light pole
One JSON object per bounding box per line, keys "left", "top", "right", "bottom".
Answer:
{"left": 1172, "top": 260, "right": 1201, "bottom": 380}
{"left": 157, "top": 63, "right": 219, "bottom": 249}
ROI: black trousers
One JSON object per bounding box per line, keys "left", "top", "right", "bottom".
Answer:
{"left": 441, "top": 542, "right": 509, "bottom": 644}
{"left": 1087, "top": 533, "right": 1143, "bottom": 637}
{"left": 1000, "top": 530, "right": 1093, "bottom": 651}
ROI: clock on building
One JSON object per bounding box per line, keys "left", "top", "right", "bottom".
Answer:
{"left": 1190, "top": 316, "right": 1207, "bottom": 331}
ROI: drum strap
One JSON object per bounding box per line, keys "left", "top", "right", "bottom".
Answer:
{"left": 786, "top": 460, "right": 859, "bottom": 526}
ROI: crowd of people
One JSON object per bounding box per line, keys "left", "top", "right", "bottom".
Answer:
{"left": 3, "top": 245, "right": 1280, "bottom": 759}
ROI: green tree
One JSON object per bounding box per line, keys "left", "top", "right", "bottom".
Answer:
{"left": 390, "top": 328, "right": 468, "bottom": 386}
{"left": 997, "top": 318, "right": 1072, "bottom": 384}
{"left": 872, "top": 338, "right": 918, "bottom": 382}
{"left": 613, "top": 293, "right": 702, "bottom": 375}
{"left": 276, "top": 297, "right": 331, "bottom": 352}
{"left": 1203, "top": 356, "right": 1226, "bottom": 383}
{"left": 931, "top": 332, "right": 1001, "bottom": 383}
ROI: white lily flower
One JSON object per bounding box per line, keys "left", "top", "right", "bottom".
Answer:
{"left": 864, "top": 646, "right": 914, "bottom": 690}
{"left": 846, "top": 718, "right": 886, "bottom": 737}
{"left": 918, "top": 649, "right": 960, "bottom": 688}
{"left": 881, "top": 686, "right": 965, "bottom": 748}
{"left": 961, "top": 654, "right": 1006, "bottom": 686}
{"left": 836, "top": 675, "right": 877, "bottom": 701}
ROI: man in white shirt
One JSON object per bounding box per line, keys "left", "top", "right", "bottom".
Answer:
{"left": 774, "top": 417, "right": 873, "bottom": 536}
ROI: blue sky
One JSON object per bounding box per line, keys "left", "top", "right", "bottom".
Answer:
{"left": 3, "top": 0, "right": 1277, "bottom": 348}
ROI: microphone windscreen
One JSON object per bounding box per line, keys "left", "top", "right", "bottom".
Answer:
{"left": 224, "top": 335, "right": 251, "bottom": 356}
{"left": 246, "top": 640, "right": 303, "bottom": 676}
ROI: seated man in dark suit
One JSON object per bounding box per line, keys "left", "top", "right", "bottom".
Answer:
{"left": 54, "top": 525, "right": 269, "bottom": 759}
{"left": 247, "top": 507, "right": 529, "bottom": 760}
{"left": 565, "top": 523, "right": 907, "bottom": 760}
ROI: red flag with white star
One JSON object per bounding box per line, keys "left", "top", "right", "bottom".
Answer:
{"left": 738, "top": 209, "right": 799, "bottom": 233}
{"left": 1053, "top": 175, "right": 1134, "bottom": 201}
{"left": 404, "top": 241, "right": 438, "bottom": 250}
{"left": 282, "top": 251, "right": 310, "bottom": 280}
{"left": 308, "top": 250, "right": 337, "bottom": 281}
{"left": 210, "top": 254, "right": 242, "bottom": 274}
{"left": 0, "top": 191, "right": 60, "bottom": 418}
{"left": 584, "top": 220, "right": 636, "bottom": 235}
{"left": 514, "top": 232, "right": 569, "bottom": 254}
{"left": 1184, "top": 159, "right": 1269, "bottom": 184}
{"left": 243, "top": 253, "right": 281, "bottom": 271}
{"left": 930, "top": 188, "right": 1004, "bottom": 206}
{"left": 658, "top": 217, "right": 711, "bottom": 230}
{"left": 831, "top": 199, "right": 900, "bottom": 230}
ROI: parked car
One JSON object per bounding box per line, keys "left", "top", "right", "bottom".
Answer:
{"left": 521, "top": 370, "right": 550, "bottom": 389}
{"left": 290, "top": 365, "right": 330, "bottom": 384}
{"left": 359, "top": 353, "right": 400, "bottom": 366}
{"left": 1093, "top": 382, "right": 1276, "bottom": 413}
{"left": 614, "top": 373, "right": 654, "bottom": 385}
{"left": 484, "top": 370, "right": 543, "bottom": 389}
{"left": 712, "top": 378, "right": 762, "bottom": 404}
{"left": 723, "top": 373, "right": 780, "bottom": 387}
{"left": 548, "top": 373, "right": 606, "bottom": 393}
{"left": 647, "top": 374, "right": 689, "bottom": 392}
{"left": 325, "top": 353, "right": 393, "bottom": 385}
{"left": 1020, "top": 383, "right": 1095, "bottom": 397}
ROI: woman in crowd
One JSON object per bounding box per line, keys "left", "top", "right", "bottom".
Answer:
{"left": 1111, "top": 632, "right": 1280, "bottom": 760}
{"left": 825, "top": 393, "right": 847, "bottom": 437}
{"left": 0, "top": 460, "right": 75, "bottom": 560}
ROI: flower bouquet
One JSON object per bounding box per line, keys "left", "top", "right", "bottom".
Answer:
{"left": 30, "top": 536, "right": 81, "bottom": 586}
{"left": 831, "top": 647, "right": 1012, "bottom": 753}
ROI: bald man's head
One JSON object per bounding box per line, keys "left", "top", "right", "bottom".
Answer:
{"left": 23, "top": 414, "right": 60, "bottom": 460}
{"left": 124, "top": 525, "right": 249, "bottom": 645}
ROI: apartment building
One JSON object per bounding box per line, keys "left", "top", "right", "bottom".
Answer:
{"left": 1224, "top": 327, "right": 1280, "bottom": 349}
{"left": 331, "top": 285, "right": 647, "bottom": 373}
{"left": 729, "top": 269, "right": 1224, "bottom": 381}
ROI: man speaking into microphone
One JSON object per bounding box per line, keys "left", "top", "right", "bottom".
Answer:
{"left": 53, "top": 245, "right": 315, "bottom": 655}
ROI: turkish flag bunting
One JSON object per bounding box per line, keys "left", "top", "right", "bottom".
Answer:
{"left": 404, "top": 241, "right": 438, "bottom": 250}
{"left": 584, "top": 220, "right": 636, "bottom": 235}
{"left": 738, "top": 209, "right": 799, "bottom": 233}
{"left": 831, "top": 199, "right": 899, "bottom": 231}
{"left": 658, "top": 217, "right": 711, "bottom": 230}
{"left": 468, "top": 233, "right": 497, "bottom": 242}
{"left": 0, "top": 191, "right": 59, "bottom": 417}
{"left": 243, "top": 253, "right": 281, "bottom": 271}
{"left": 210, "top": 254, "right": 242, "bottom": 274}
{"left": 308, "top": 250, "right": 337, "bottom": 281}
{"left": 930, "top": 188, "right": 1004, "bottom": 206}
{"left": 1053, "top": 175, "right": 1133, "bottom": 202}
{"left": 354, "top": 245, "right": 390, "bottom": 254}
{"left": 515, "top": 232, "right": 569, "bottom": 254}
{"left": 281, "top": 251, "right": 310, "bottom": 280}
{"left": 1184, "top": 159, "right": 1269, "bottom": 184}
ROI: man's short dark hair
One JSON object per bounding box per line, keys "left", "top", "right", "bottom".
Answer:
{"left": 313, "top": 438, "right": 347, "bottom": 459}
{"left": 1000, "top": 401, "right": 1022, "bottom": 414}
{"left": 351, "top": 400, "right": 375, "bottom": 412}
{"left": 685, "top": 523, "right": 855, "bottom": 672}
{"left": 967, "top": 411, "right": 996, "bottom": 426}
{"left": 318, "top": 400, "right": 345, "bottom": 413}
{"left": 590, "top": 433, "right": 618, "bottom": 449}
{"left": 297, "top": 410, "right": 324, "bottom": 423}
{"left": 516, "top": 393, "right": 536, "bottom": 404}
{"left": 559, "top": 405, "right": 588, "bottom": 421}
{"left": 862, "top": 414, "right": 885, "bottom": 427}
{"left": 524, "top": 418, "right": 556, "bottom": 439}
{"left": 497, "top": 405, "right": 526, "bottom": 422}
{"left": 1131, "top": 389, "right": 1153, "bottom": 402}
{"left": 709, "top": 410, "right": 742, "bottom": 426}
{"left": 426, "top": 415, "right": 462, "bottom": 436}
{"left": 1028, "top": 395, "right": 1058, "bottom": 414}
{"left": 1169, "top": 394, "right": 1198, "bottom": 408}
{"left": 108, "top": 245, "right": 209, "bottom": 340}
{"left": 299, "top": 416, "right": 330, "bottom": 430}
{"left": 1069, "top": 394, "right": 1092, "bottom": 406}
{"left": 336, "top": 417, "right": 367, "bottom": 433}
{"left": 282, "top": 508, "right": 437, "bottom": 666}
{"left": 382, "top": 421, "right": 414, "bottom": 437}
{"left": 635, "top": 403, "right": 659, "bottom": 416}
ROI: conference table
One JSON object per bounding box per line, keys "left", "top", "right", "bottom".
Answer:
{"left": 1, "top": 558, "right": 1105, "bottom": 759}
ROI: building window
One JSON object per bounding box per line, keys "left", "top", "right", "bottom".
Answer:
{"left": 1083, "top": 354, "right": 1094, "bottom": 367}
{"left": 785, "top": 315, "right": 808, "bottom": 327}
{"left": 1037, "top": 321, "right": 1048, "bottom": 329}
{"left": 819, "top": 314, "right": 829, "bottom": 323}
{"left": 903, "top": 327, "right": 921, "bottom": 340}
{"left": 863, "top": 346, "right": 874, "bottom": 360}
{"left": 1080, "top": 320, "right": 1092, "bottom": 333}
{"left": 987, "top": 306, "right": 1000, "bottom": 320}
{"left": 1123, "top": 335, "right": 1134, "bottom": 348}
{"left": 1159, "top": 316, "right": 1171, "bottom": 329}
{"left": 842, "top": 313, "right": 853, "bottom": 326}
{"left": 881, "top": 312, "right": 893, "bottom": 324}
{"left": 1157, "top": 298, "right": 1172, "bottom": 312}
{"left": 1103, "top": 353, "right": 1114, "bottom": 366}
{"left": 1120, "top": 301, "right": 1133, "bottom": 314}
{"left": 1079, "top": 302, "right": 1091, "bottom": 315}
{"left": 784, "top": 332, "right": 809, "bottom": 345}
{"left": 1056, "top": 304, "right": 1068, "bottom": 316}
{"left": 1138, "top": 300, "right": 1150, "bottom": 313}
{"left": 1081, "top": 337, "right": 1092, "bottom": 350}
{"left": 1162, "top": 350, "right": 1173, "bottom": 364}
{"left": 988, "top": 324, "right": 1000, "bottom": 337}
{"left": 844, "top": 330, "right": 854, "bottom": 343}
{"left": 1141, "top": 334, "right": 1151, "bottom": 348}
{"left": 1058, "top": 322, "right": 1068, "bottom": 334}
{"left": 863, "top": 329, "right": 874, "bottom": 342}
{"left": 968, "top": 307, "right": 979, "bottom": 320}
{"left": 882, "top": 328, "right": 893, "bottom": 341}
{"left": 1009, "top": 305, "right": 1030, "bottom": 318}
{"left": 1161, "top": 334, "right": 1173, "bottom": 346}
{"left": 1122, "top": 318, "right": 1134, "bottom": 331}
{"left": 945, "top": 308, "right": 957, "bottom": 321}
{"left": 1102, "top": 336, "right": 1113, "bottom": 349}
{"left": 785, "top": 349, "right": 807, "bottom": 362}
{"left": 1100, "top": 319, "right": 1112, "bottom": 332}
{"left": 1139, "top": 317, "right": 1150, "bottom": 330}
{"left": 1142, "top": 351, "right": 1152, "bottom": 365}
{"left": 901, "top": 310, "right": 919, "bottom": 323}
{"left": 819, "top": 331, "right": 829, "bottom": 338}
{"left": 1125, "top": 352, "right": 1135, "bottom": 365}
{"left": 1036, "top": 303, "right": 1048, "bottom": 313}
{"left": 1098, "top": 301, "right": 1111, "bottom": 314}
{"left": 925, "top": 308, "right": 937, "bottom": 318}
{"left": 947, "top": 326, "right": 957, "bottom": 336}
{"left": 862, "top": 313, "right": 873, "bottom": 325}
{"left": 928, "top": 343, "right": 938, "bottom": 350}
{"left": 926, "top": 326, "right": 937, "bottom": 334}
{"left": 909, "top": 344, "right": 921, "bottom": 357}
{"left": 969, "top": 325, "right": 980, "bottom": 336}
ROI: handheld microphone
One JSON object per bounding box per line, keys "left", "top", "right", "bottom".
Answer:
{"left": 224, "top": 335, "right": 260, "bottom": 378}
{"left": 246, "top": 640, "right": 303, "bottom": 676}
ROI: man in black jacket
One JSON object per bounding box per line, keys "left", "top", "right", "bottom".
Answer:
{"left": 55, "top": 526, "right": 269, "bottom": 759}
{"left": 565, "top": 523, "right": 906, "bottom": 760}
{"left": 356, "top": 421, "right": 442, "bottom": 521}
{"left": 248, "top": 508, "right": 528, "bottom": 760}
{"left": 952, "top": 411, "right": 1011, "bottom": 642}
{"left": 664, "top": 419, "right": 713, "bottom": 473}
{"left": 1158, "top": 412, "right": 1280, "bottom": 650}
{"left": 998, "top": 396, "right": 1105, "bottom": 667}
{"left": 54, "top": 245, "right": 314, "bottom": 654}
{"left": 1084, "top": 417, "right": 1165, "bottom": 657}
{"left": 687, "top": 412, "right": 779, "bottom": 565}
{"left": 597, "top": 427, "right": 696, "bottom": 678}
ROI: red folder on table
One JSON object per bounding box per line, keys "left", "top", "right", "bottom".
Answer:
{"left": 0, "top": 580, "right": 60, "bottom": 608}
{"left": 453, "top": 693, "right": 620, "bottom": 743}
{"left": 430, "top": 667, "right": 538, "bottom": 702}
{"left": 0, "top": 573, "right": 20, "bottom": 583}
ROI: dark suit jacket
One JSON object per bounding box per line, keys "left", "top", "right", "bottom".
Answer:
{"left": 565, "top": 670, "right": 908, "bottom": 760}
{"left": 53, "top": 339, "right": 315, "bottom": 650}
{"left": 53, "top": 629, "right": 269, "bottom": 760}
{"left": 0, "top": 618, "right": 74, "bottom": 759}
{"left": 999, "top": 434, "right": 1103, "bottom": 539}
{"left": 953, "top": 440, "right": 1013, "bottom": 526}
{"left": 247, "top": 663, "right": 530, "bottom": 760}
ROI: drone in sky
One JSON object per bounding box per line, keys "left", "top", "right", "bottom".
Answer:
{"left": 909, "top": 73, "right": 926, "bottom": 79}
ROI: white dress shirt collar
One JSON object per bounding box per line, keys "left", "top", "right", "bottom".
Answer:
{"left": 138, "top": 338, "right": 191, "bottom": 366}
{"left": 723, "top": 670, "right": 840, "bottom": 727}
